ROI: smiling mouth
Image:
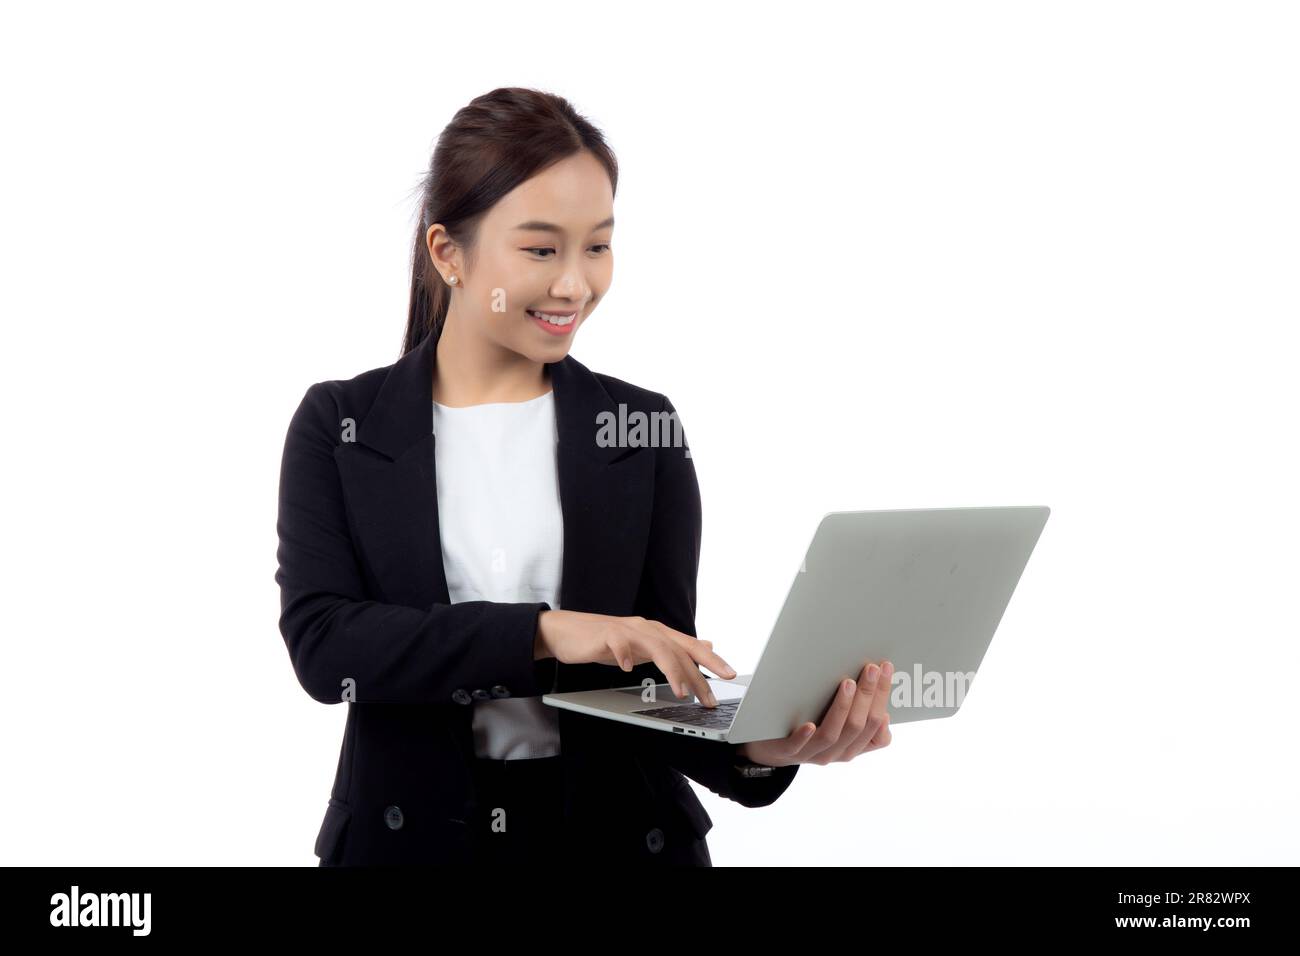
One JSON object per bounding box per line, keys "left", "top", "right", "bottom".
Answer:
{"left": 527, "top": 309, "right": 578, "bottom": 327}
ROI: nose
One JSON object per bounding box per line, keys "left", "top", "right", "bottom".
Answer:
{"left": 551, "top": 264, "right": 593, "bottom": 305}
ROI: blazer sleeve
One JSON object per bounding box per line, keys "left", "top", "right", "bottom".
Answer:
{"left": 275, "top": 382, "right": 557, "bottom": 705}
{"left": 618, "top": 393, "right": 799, "bottom": 809}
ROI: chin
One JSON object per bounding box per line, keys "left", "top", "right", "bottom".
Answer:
{"left": 539, "top": 339, "right": 575, "bottom": 362}
{"left": 513, "top": 337, "right": 574, "bottom": 365}
{"left": 532, "top": 326, "right": 581, "bottom": 355}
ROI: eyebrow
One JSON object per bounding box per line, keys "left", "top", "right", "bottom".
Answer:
{"left": 512, "top": 216, "right": 614, "bottom": 234}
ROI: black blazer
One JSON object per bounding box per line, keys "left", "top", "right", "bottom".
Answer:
{"left": 275, "top": 329, "right": 799, "bottom": 866}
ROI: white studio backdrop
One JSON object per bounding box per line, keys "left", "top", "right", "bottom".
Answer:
{"left": 1, "top": 0, "right": 1295, "bottom": 866}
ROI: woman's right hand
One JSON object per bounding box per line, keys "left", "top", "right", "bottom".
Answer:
{"left": 535, "top": 609, "right": 735, "bottom": 707}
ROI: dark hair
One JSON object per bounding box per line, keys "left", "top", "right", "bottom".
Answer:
{"left": 402, "top": 87, "right": 619, "bottom": 357}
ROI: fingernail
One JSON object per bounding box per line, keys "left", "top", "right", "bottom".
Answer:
{"left": 866, "top": 664, "right": 879, "bottom": 683}
{"left": 843, "top": 679, "right": 855, "bottom": 695}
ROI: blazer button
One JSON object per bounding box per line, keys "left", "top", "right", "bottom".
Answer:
{"left": 645, "top": 827, "right": 665, "bottom": 854}
{"left": 384, "top": 805, "right": 404, "bottom": 830}
{"left": 452, "top": 688, "right": 472, "bottom": 705}
{"left": 490, "top": 685, "right": 510, "bottom": 699}
{"left": 471, "top": 688, "right": 490, "bottom": 701}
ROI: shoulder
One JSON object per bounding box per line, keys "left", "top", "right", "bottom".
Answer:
{"left": 580, "top": 362, "right": 694, "bottom": 467}
{"left": 287, "top": 360, "right": 393, "bottom": 442}
{"left": 297, "top": 361, "right": 392, "bottom": 421}
{"left": 585, "top": 363, "right": 673, "bottom": 416}
{"left": 308, "top": 362, "right": 391, "bottom": 414}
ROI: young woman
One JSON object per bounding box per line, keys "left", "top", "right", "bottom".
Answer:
{"left": 275, "top": 87, "right": 893, "bottom": 866}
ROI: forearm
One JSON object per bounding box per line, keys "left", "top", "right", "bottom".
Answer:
{"left": 625, "top": 718, "right": 800, "bottom": 808}
{"left": 278, "top": 590, "right": 552, "bottom": 704}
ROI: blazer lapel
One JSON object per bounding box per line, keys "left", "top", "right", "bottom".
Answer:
{"left": 334, "top": 329, "right": 655, "bottom": 687}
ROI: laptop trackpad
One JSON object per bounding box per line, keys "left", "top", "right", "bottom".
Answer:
{"left": 615, "top": 680, "right": 748, "bottom": 704}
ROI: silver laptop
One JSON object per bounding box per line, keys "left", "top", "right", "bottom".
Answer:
{"left": 543, "top": 506, "right": 1051, "bottom": 744}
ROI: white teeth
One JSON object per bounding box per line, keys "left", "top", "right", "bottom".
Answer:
{"left": 529, "top": 310, "right": 575, "bottom": 326}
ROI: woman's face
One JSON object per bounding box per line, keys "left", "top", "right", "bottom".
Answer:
{"left": 426, "top": 150, "right": 614, "bottom": 364}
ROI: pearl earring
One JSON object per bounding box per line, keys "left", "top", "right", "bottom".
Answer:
{"left": 447, "top": 275, "right": 458, "bottom": 285}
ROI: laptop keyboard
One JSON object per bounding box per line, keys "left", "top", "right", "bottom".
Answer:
{"left": 629, "top": 699, "right": 740, "bottom": 730}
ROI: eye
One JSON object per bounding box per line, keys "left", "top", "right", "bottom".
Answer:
{"left": 522, "top": 245, "right": 611, "bottom": 259}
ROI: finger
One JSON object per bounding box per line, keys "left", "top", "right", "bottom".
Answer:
{"left": 857, "top": 714, "right": 892, "bottom": 755}
{"left": 683, "top": 655, "right": 718, "bottom": 707}
{"left": 801, "top": 675, "right": 859, "bottom": 761}
{"left": 607, "top": 635, "right": 635, "bottom": 672}
{"left": 782, "top": 722, "right": 820, "bottom": 761}
{"left": 858, "top": 659, "right": 893, "bottom": 753}
{"left": 639, "top": 623, "right": 722, "bottom": 705}
{"left": 653, "top": 621, "right": 738, "bottom": 680}
{"left": 844, "top": 661, "right": 894, "bottom": 759}
{"left": 868, "top": 659, "right": 893, "bottom": 727}
{"left": 689, "top": 642, "right": 738, "bottom": 681}
{"left": 822, "top": 661, "right": 885, "bottom": 763}
{"left": 621, "top": 623, "right": 687, "bottom": 699}
{"left": 753, "top": 722, "right": 818, "bottom": 765}
{"left": 653, "top": 645, "right": 717, "bottom": 707}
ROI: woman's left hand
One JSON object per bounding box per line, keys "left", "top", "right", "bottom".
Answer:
{"left": 738, "top": 660, "right": 893, "bottom": 767}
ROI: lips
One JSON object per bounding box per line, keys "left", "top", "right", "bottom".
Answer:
{"left": 527, "top": 309, "right": 577, "bottom": 326}
{"left": 528, "top": 309, "right": 577, "bottom": 335}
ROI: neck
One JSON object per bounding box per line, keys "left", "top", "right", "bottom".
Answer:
{"left": 432, "top": 307, "right": 550, "bottom": 406}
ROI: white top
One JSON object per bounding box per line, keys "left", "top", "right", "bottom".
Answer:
{"left": 432, "top": 389, "right": 564, "bottom": 760}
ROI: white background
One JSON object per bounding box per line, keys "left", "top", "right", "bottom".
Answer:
{"left": 2, "top": 1, "right": 1296, "bottom": 866}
